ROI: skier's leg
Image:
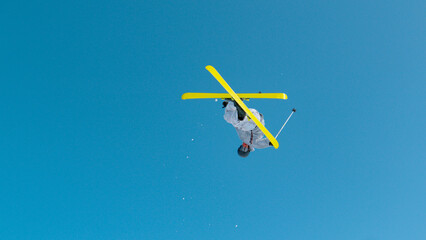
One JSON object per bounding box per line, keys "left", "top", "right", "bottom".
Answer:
{"left": 233, "top": 100, "right": 246, "bottom": 120}
{"left": 223, "top": 101, "right": 240, "bottom": 126}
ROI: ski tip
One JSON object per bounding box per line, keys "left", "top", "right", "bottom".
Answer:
{"left": 205, "top": 65, "right": 215, "bottom": 71}
{"left": 272, "top": 141, "right": 279, "bottom": 149}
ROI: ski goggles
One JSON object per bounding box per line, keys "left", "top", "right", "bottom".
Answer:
{"left": 240, "top": 143, "right": 250, "bottom": 152}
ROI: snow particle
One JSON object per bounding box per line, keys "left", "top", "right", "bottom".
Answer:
{"left": 235, "top": 225, "right": 238, "bottom": 228}
{"left": 215, "top": 99, "right": 218, "bottom": 102}
{"left": 191, "top": 138, "right": 194, "bottom": 141}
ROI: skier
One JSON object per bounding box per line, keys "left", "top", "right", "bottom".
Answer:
{"left": 223, "top": 100, "right": 272, "bottom": 157}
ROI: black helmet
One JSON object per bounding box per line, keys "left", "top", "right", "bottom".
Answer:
{"left": 237, "top": 143, "right": 250, "bottom": 158}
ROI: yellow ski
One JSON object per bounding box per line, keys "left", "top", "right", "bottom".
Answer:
{"left": 181, "top": 92, "right": 287, "bottom": 100}
{"left": 205, "top": 65, "right": 279, "bottom": 149}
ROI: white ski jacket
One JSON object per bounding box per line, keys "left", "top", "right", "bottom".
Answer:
{"left": 223, "top": 102, "right": 271, "bottom": 150}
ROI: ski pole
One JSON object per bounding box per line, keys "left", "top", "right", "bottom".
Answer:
{"left": 275, "top": 108, "right": 296, "bottom": 139}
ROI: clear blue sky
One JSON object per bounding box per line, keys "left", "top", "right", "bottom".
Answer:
{"left": 1, "top": 0, "right": 425, "bottom": 239}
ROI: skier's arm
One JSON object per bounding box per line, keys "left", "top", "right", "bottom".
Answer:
{"left": 251, "top": 138, "right": 271, "bottom": 149}
{"left": 249, "top": 125, "right": 271, "bottom": 149}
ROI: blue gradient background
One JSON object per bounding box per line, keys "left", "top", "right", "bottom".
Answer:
{"left": 1, "top": 1, "right": 425, "bottom": 239}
